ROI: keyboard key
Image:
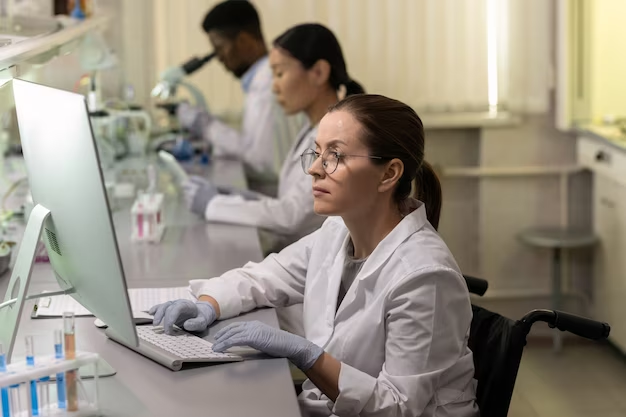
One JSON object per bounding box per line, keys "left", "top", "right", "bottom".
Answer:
{"left": 136, "top": 326, "right": 241, "bottom": 361}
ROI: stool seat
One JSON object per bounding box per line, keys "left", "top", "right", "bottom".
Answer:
{"left": 518, "top": 228, "right": 597, "bottom": 249}
{"left": 517, "top": 227, "right": 598, "bottom": 352}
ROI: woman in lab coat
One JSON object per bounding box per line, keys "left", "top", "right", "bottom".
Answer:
{"left": 151, "top": 94, "right": 479, "bottom": 417}
{"left": 183, "top": 23, "right": 365, "bottom": 253}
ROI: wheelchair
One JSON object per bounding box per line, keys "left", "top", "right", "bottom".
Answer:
{"left": 463, "top": 274, "right": 611, "bottom": 417}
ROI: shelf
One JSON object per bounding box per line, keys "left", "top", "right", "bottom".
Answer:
{"left": 0, "top": 14, "right": 59, "bottom": 39}
{"left": 421, "top": 110, "right": 521, "bottom": 130}
{"left": 0, "top": 15, "right": 109, "bottom": 71}
{"left": 443, "top": 165, "right": 582, "bottom": 178}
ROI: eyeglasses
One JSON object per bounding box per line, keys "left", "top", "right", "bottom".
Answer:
{"left": 300, "top": 148, "right": 385, "bottom": 175}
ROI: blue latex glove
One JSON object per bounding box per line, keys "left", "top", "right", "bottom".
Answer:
{"left": 216, "top": 185, "right": 261, "bottom": 201}
{"left": 176, "top": 102, "right": 213, "bottom": 138}
{"left": 170, "top": 137, "right": 195, "bottom": 161}
{"left": 181, "top": 175, "right": 218, "bottom": 216}
{"left": 148, "top": 299, "right": 217, "bottom": 335}
{"left": 213, "top": 321, "right": 324, "bottom": 370}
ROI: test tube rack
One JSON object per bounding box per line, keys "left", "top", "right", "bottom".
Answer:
{"left": 130, "top": 192, "right": 165, "bottom": 243}
{"left": 0, "top": 352, "right": 100, "bottom": 416}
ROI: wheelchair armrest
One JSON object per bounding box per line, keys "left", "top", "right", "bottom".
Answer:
{"left": 463, "top": 275, "right": 488, "bottom": 296}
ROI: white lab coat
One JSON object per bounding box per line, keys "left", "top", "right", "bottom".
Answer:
{"left": 206, "top": 56, "right": 304, "bottom": 195}
{"left": 190, "top": 200, "right": 479, "bottom": 417}
{"left": 204, "top": 123, "right": 324, "bottom": 248}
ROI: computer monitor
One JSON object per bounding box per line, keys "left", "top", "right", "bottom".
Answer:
{"left": 0, "top": 79, "right": 138, "bottom": 359}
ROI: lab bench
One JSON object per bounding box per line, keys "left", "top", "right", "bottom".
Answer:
{"left": 0, "top": 157, "right": 301, "bottom": 417}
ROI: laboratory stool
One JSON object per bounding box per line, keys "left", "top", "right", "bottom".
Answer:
{"left": 517, "top": 228, "right": 598, "bottom": 352}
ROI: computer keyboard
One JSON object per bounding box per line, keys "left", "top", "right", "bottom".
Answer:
{"left": 138, "top": 325, "right": 242, "bottom": 359}
{"left": 106, "top": 325, "right": 244, "bottom": 371}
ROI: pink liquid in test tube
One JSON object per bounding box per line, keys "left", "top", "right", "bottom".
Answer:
{"left": 137, "top": 204, "right": 143, "bottom": 238}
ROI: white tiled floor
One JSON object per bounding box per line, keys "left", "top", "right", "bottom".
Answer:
{"left": 509, "top": 340, "right": 626, "bottom": 417}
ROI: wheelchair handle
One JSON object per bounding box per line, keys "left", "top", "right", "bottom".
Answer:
{"left": 521, "top": 309, "right": 610, "bottom": 340}
{"left": 552, "top": 310, "right": 610, "bottom": 340}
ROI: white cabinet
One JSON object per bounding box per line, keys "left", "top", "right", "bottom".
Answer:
{"left": 579, "top": 135, "right": 626, "bottom": 351}
{"left": 592, "top": 174, "right": 626, "bottom": 351}
{"left": 578, "top": 137, "right": 626, "bottom": 186}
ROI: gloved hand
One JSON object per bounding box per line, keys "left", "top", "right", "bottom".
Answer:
{"left": 176, "top": 102, "right": 213, "bottom": 138}
{"left": 148, "top": 299, "right": 217, "bottom": 335}
{"left": 213, "top": 321, "right": 324, "bottom": 370}
{"left": 216, "top": 185, "right": 261, "bottom": 201}
{"left": 181, "top": 176, "right": 218, "bottom": 216}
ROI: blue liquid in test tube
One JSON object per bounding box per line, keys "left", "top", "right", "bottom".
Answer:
{"left": 25, "top": 336, "right": 39, "bottom": 416}
{"left": 0, "top": 343, "right": 10, "bottom": 417}
{"left": 54, "top": 330, "right": 66, "bottom": 409}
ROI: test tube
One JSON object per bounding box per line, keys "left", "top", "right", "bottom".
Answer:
{"left": 0, "top": 343, "right": 10, "bottom": 417}
{"left": 1, "top": 343, "right": 20, "bottom": 417}
{"left": 37, "top": 379, "right": 49, "bottom": 417}
{"left": 25, "top": 336, "right": 39, "bottom": 416}
{"left": 37, "top": 339, "right": 51, "bottom": 417}
{"left": 148, "top": 212, "right": 155, "bottom": 239}
{"left": 54, "top": 330, "right": 66, "bottom": 409}
{"left": 137, "top": 204, "right": 144, "bottom": 238}
{"left": 147, "top": 164, "right": 157, "bottom": 194}
{"left": 63, "top": 313, "right": 78, "bottom": 412}
{"left": 9, "top": 388, "right": 20, "bottom": 417}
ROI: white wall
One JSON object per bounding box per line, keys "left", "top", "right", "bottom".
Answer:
{"left": 148, "top": 0, "right": 489, "bottom": 113}
{"left": 590, "top": 0, "right": 626, "bottom": 120}
{"left": 504, "top": 0, "right": 554, "bottom": 113}
{"left": 112, "top": 0, "right": 589, "bottom": 327}
{"left": 115, "top": 0, "right": 553, "bottom": 116}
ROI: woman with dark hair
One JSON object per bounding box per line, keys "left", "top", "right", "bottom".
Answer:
{"left": 183, "top": 23, "right": 364, "bottom": 253}
{"left": 152, "top": 94, "right": 479, "bottom": 417}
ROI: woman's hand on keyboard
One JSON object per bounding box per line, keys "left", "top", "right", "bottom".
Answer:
{"left": 212, "top": 321, "right": 324, "bottom": 370}
{"left": 148, "top": 300, "right": 217, "bottom": 335}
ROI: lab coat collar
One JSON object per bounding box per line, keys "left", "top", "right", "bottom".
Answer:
{"left": 352, "top": 198, "right": 427, "bottom": 276}
{"left": 331, "top": 199, "right": 429, "bottom": 317}
{"left": 324, "top": 233, "right": 350, "bottom": 327}
{"left": 241, "top": 55, "right": 268, "bottom": 93}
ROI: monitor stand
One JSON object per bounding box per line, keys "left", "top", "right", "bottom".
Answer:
{"left": 0, "top": 204, "right": 115, "bottom": 377}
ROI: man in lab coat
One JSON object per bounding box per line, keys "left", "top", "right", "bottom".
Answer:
{"left": 177, "top": 0, "right": 303, "bottom": 196}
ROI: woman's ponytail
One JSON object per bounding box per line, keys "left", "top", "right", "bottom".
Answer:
{"left": 344, "top": 79, "right": 365, "bottom": 97}
{"left": 414, "top": 161, "right": 442, "bottom": 230}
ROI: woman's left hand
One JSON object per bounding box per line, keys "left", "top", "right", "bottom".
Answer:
{"left": 181, "top": 176, "right": 217, "bottom": 215}
{"left": 213, "top": 321, "right": 324, "bottom": 370}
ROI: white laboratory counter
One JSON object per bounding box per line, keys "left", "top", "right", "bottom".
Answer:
{"left": 0, "top": 158, "right": 302, "bottom": 417}
{"left": 576, "top": 128, "right": 626, "bottom": 353}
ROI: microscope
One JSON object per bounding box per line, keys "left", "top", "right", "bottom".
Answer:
{"left": 151, "top": 52, "right": 216, "bottom": 132}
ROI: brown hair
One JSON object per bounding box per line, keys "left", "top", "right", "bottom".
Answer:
{"left": 328, "top": 94, "right": 442, "bottom": 230}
